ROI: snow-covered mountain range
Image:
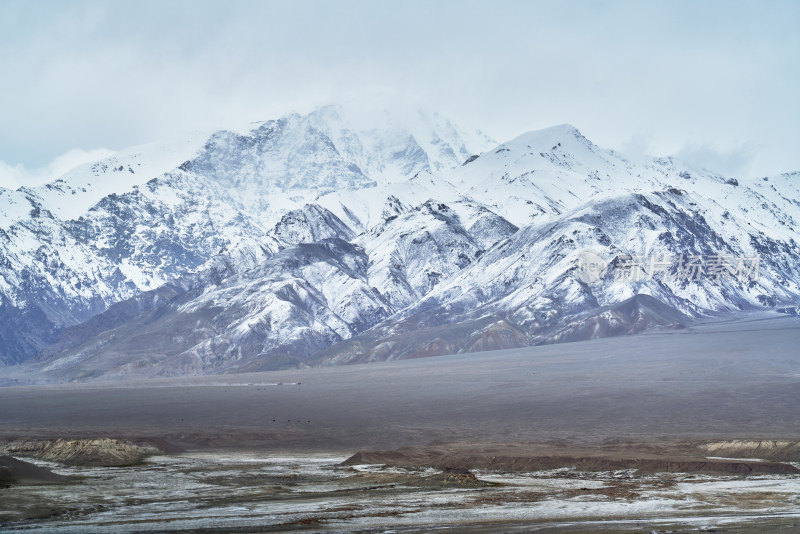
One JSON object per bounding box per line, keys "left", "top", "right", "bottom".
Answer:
{"left": 1, "top": 105, "right": 798, "bottom": 380}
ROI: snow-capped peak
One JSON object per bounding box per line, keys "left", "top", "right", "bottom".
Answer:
{"left": 3, "top": 108, "right": 799, "bottom": 377}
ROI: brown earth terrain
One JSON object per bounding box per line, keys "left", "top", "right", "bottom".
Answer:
{"left": 1, "top": 315, "right": 799, "bottom": 453}
{"left": 343, "top": 440, "right": 800, "bottom": 475}
{"left": 1, "top": 315, "right": 799, "bottom": 532}
{"left": 0, "top": 455, "right": 69, "bottom": 487}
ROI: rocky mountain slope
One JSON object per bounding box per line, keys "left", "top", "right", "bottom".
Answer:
{"left": 0, "top": 105, "right": 489, "bottom": 366}
{"left": 1, "top": 107, "right": 799, "bottom": 380}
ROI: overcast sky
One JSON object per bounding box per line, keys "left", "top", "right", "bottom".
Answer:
{"left": 1, "top": 0, "right": 798, "bottom": 188}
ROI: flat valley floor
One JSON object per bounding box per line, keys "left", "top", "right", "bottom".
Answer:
{"left": 1, "top": 313, "right": 800, "bottom": 532}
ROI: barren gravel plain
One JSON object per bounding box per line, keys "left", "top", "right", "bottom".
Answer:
{"left": 1, "top": 313, "right": 800, "bottom": 532}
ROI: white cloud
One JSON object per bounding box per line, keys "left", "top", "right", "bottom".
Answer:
{"left": 675, "top": 142, "right": 757, "bottom": 178}
{"left": 0, "top": 0, "right": 798, "bottom": 178}
{"left": 0, "top": 148, "right": 115, "bottom": 190}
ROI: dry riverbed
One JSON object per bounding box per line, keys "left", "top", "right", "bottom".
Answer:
{"left": 2, "top": 440, "right": 800, "bottom": 533}
{"left": 2, "top": 315, "right": 799, "bottom": 531}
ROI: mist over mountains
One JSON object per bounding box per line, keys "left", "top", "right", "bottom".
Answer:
{"left": 1, "top": 104, "right": 798, "bottom": 381}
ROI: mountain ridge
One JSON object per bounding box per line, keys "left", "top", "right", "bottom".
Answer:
{"left": 1, "top": 107, "right": 798, "bottom": 378}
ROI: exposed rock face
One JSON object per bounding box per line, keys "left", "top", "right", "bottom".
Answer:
{"left": 440, "top": 466, "right": 482, "bottom": 485}
{"left": 0, "top": 438, "right": 159, "bottom": 467}
{"left": 698, "top": 440, "right": 800, "bottom": 462}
